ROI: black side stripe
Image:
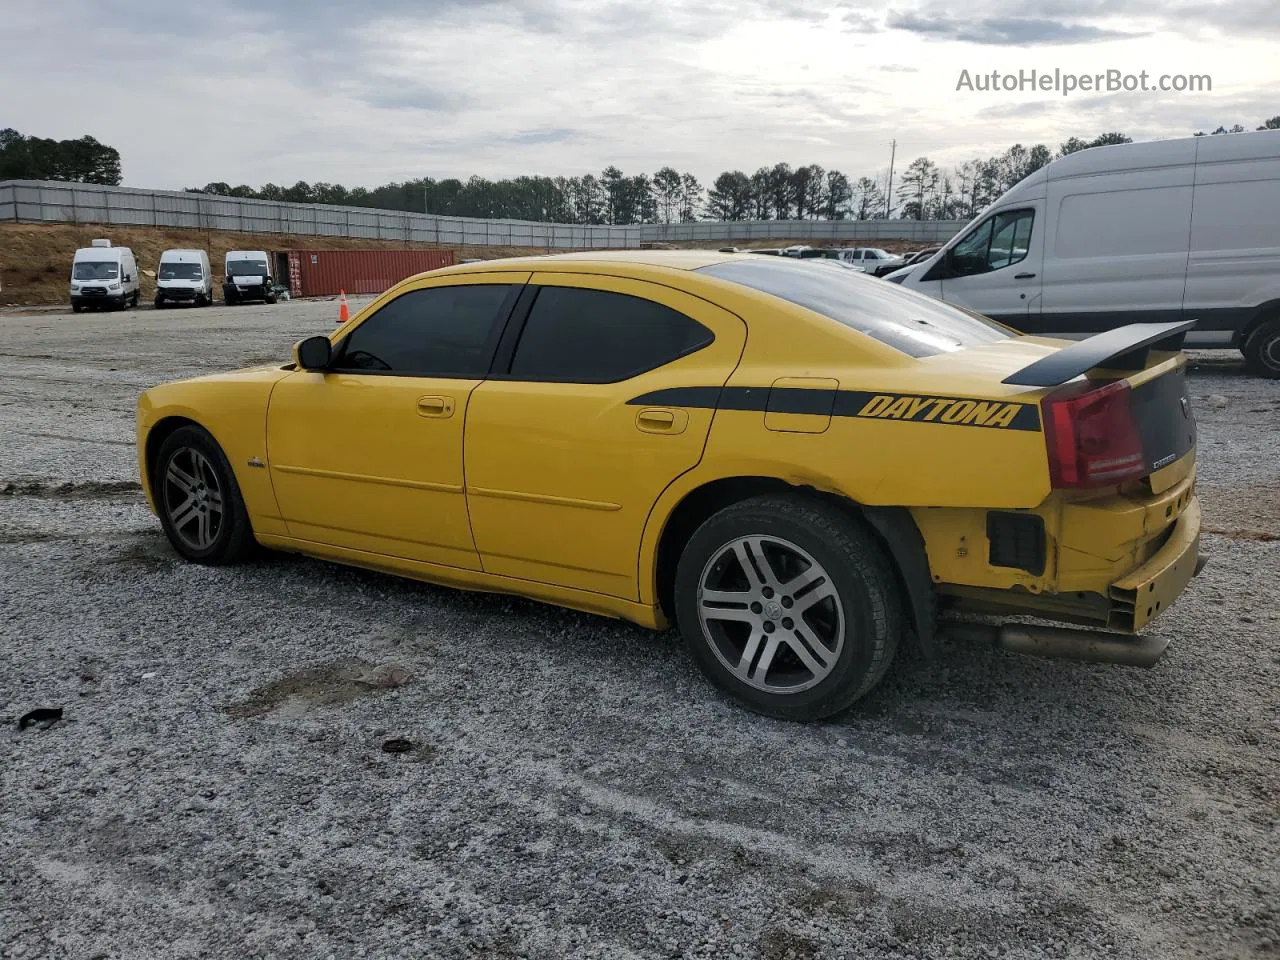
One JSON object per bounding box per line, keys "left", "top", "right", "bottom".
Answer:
{"left": 628, "top": 386, "right": 1042, "bottom": 432}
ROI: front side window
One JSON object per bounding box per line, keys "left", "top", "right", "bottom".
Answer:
{"left": 508, "top": 286, "right": 713, "bottom": 383}
{"left": 73, "top": 262, "right": 118, "bottom": 280}
{"left": 949, "top": 209, "right": 1034, "bottom": 277}
{"left": 334, "top": 284, "right": 516, "bottom": 377}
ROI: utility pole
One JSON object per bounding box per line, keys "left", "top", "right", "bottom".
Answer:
{"left": 884, "top": 139, "right": 897, "bottom": 219}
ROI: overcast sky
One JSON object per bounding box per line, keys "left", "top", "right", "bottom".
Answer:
{"left": 4, "top": 0, "right": 1276, "bottom": 190}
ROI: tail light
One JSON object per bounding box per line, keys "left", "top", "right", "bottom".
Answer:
{"left": 1041, "top": 380, "right": 1145, "bottom": 489}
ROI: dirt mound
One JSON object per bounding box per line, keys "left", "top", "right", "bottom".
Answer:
{"left": 0, "top": 222, "right": 550, "bottom": 306}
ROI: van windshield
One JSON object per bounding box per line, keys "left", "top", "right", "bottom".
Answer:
{"left": 228, "top": 260, "right": 268, "bottom": 277}
{"left": 73, "top": 262, "right": 118, "bottom": 281}
{"left": 159, "top": 262, "right": 203, "bottom": 280}
{"left": 698, "top": 256, "right": 1012, "bottom": 358}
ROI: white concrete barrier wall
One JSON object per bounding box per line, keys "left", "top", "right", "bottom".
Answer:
{"left": 0, "top": 180, "right": 966, "bottom": 247}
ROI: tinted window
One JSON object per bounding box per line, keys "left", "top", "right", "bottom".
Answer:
{"left": 335, "top": 284, "right": 515, "bottom": 376}
{"left": 950, "top": 209, "right": 1034, "bottom": 276}
{"left": 698, "top": 257, "right": 1011, "bottom": 358}
{"left": 508, "top": 286, "right": 713, "bottom": 382}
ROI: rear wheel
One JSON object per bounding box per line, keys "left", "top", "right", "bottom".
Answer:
{"left": 1243, "top": 317, "right": 1280, "bottom": 379}
{"left": 674, "top": 495, "right": 900, "bottom": 721}
{"left": 71, "top": 303, "right": 82, "bottom": 314}
{"left": 154, "top": 296, "right": 165, "bottom": 309}
{"left": 154, "top": 425, "right": 254, "bottom": 565}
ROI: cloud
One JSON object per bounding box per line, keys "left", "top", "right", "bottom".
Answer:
{"left": 887, "top": 14, "right": 1140, "bottom": 45}
{"left": 0, "top": 0, "right": 1273, "bottom": 196}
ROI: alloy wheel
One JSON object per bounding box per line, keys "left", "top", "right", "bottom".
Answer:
{"left": 162, "top": 447, "right": 224, "bottom": 551}
{"left": 697, "top": 535, "right": 845, "bottom": 694}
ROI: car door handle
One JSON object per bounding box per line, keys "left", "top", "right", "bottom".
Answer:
{"left": 636, "top": 407, "right": 688, "bottom": 435}
{"left": 1014, "top": 272, "right": 1037, "bottom": 280}
{"left": 416, "top": 395, "right": 455, "bottom": 418}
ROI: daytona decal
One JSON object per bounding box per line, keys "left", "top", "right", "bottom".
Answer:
{"left": 627, "top": 386, "right": 1041, "bottom": 431}
{"left": 854, "top": 394, "right": 1031, "bottom": 429}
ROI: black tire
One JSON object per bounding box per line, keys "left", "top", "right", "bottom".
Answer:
{"left": 153, "top": 425, "right": 255, "bottom": 565}
{"left": 674, "top": 495, "right": 901, "bottom": 721}
{"left": 71, "top": 303, "right": 82, "bottom": 314}
{"left": 1243, "top": 317, "right": 1280, "bottom": 379}
{"left": 154, "top": 297, "right": 165, "bottom": 309}
{"left": 131, "top": 290, "right": 140, "bottom": 307}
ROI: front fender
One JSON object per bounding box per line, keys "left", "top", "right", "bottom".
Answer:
{"left": 137, "top": 367, "right": 290, "bottom": 534}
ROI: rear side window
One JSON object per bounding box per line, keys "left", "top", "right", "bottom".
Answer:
{"left": 508, "top": 286, "right": 713, "bottom": 382}
{"left": 334, "top": 284, "right": 516, "bottom": 376}
{"left": 699, "top": 257, "right": 1011, "bottom": 358}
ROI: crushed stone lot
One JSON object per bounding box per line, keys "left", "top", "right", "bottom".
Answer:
{"left": 1, "top": 299, "right": 1277, "bottom": 960}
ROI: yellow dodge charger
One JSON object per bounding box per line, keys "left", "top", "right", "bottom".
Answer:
{"left": 136, "top": 251, "right": 1202, "bottom": 720}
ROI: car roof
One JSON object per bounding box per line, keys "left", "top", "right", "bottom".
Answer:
{"left": 433, "top": 249, "right": 738, "bottom": 276}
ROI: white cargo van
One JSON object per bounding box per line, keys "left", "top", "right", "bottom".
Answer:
{"left": 69, "top": 240, "right": 139, "bottom": 312}
{"left": 155, "top": 249, "right": 213, "bottom": 308}
{"left": 893, "top": 131, "right": 1280, "bottom": 377}
{"left": 223, "top": 250, "right": 276, "bottom": 305}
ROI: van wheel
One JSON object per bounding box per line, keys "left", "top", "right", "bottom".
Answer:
{"left": 1243, "top": 318, "right": 1280, "bottom": 379}
{"left": 673, "top": 495, "right": 901, "bottom": 721}
{"left": 72, "top": 303, "right": 82, "bottom": 314}
{"left": 131, "top": 291, "right": 140, "bottom": 307}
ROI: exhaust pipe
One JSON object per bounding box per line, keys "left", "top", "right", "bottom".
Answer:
{"left": 943, "top": 622, "right": 1170, "bottom": 668}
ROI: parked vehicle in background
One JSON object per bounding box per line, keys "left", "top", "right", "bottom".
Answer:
{"left": 900, "top": 247, "right": 941, "bottom": 268}
{"left": 155, "top": 249, "right": 213, "bottom": 308}
{"left": 223, "top": 250, "right": 276, "bottom": 305}
{"left": 69, "top": 240, "right": 138, "bottom": 313}
{"left": 896, "top": 131, "right": 1280, "bottom": 377}
{"left": 837, "top": 248, "right": 906, "bottom": 276}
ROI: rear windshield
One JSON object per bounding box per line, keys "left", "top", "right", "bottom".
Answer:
{"left": 73, "top": 261, "right": 118, "bottom": 280}
{"left": 228, "top": 260, "right": 268, "bottom": 276}
{"left": 698, "top": 257, "right": 1012, "bottom": 358}
{"left": 159, "top": 262, "right": 203, "bottom": 280}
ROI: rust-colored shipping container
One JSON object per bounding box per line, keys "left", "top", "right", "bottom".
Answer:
{"left": 285, "top": 249, "right": 455, "bottom": 298}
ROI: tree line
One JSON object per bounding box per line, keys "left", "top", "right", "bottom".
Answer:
{"left": 0, "top": 128, "right": 122, "bottom": 185}
{"left": 184, "top": 117, "right": 1278, "bottom": 224}
{"left": 3, "top": 117, "right": 1276, "bottom": 223}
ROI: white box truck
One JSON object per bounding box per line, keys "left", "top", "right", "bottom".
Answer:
{"left": 70, "top": 240, "right": 139, "bottom": 313}
{"left": 223, "top": 250, "right": 276, "bottom": 305}
{"left": 155, "top": 249, "right": 213, "bottom": 308}
{"left": 890, "top": 130, "right": 1280, "bottom": 377}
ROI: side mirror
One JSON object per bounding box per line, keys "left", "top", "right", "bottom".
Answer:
{"left": 293, "top": 335, "right": 332, "bottom": 371}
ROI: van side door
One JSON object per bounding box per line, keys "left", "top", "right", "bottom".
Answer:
{"left": 1039, "top": 151, "right": 1194, "bottom": 337}
{"left": 1185, "top": 131, "right": 1280, "bottom": 347}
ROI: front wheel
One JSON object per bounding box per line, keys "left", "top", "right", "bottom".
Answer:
{"left": 1244, "top": 318, "right": 1280, "bottom": 379}
{"left": 674, "top": 495, "right": 901, "bottom": 721}
{"left": 154, "top": 425, "right": 255, "bottom": 565}
{"left": 71, "top": 303, "right": 82, "bottom": 314}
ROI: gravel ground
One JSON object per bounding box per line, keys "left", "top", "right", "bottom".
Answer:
{"left": 1, "top": 300, "right": 1277, "bottom": 960}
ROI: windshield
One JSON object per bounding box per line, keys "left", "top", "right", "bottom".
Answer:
{"left": 698, "top": 257, "right": 1012, "bottom": 358}
{"left": 72, "top": 261, "right": 118, "bottom": 281}
{"left": 159, "top": 262, "right": 203, "bottom": 280}
{"left": 228, "top": 260, "right": 268, "bottom": 277}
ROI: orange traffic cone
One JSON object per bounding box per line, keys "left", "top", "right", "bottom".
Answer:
{"left": 337, "top": 289, "right": 350, "bottom": 325}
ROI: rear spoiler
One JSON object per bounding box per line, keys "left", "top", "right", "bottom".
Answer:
{"left": 1002, "top": 321, "right": 1196, "bottom": 387}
